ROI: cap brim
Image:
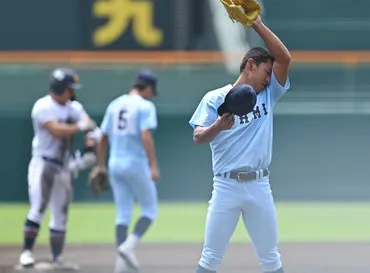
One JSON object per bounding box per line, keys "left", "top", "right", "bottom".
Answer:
{"left": 217, "top": 102, "right": 231, "bottom": 116}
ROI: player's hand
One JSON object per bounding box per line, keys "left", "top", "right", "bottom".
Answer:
{"left": 151, "top": 165, "right": 160, "bottom": 182}
{"left": 214, "top": 113, "right": 235, "bottom": 131}
{"left": 96, "top": 165, "right": 107, "bottom": 173}
{"left": 77, "top": 118, "right": 96, "bottom": 132}
{"left": 252, "top": 15, "right": 262, "bottom": 28}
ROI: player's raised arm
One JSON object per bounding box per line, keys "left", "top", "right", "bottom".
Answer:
{"left": 251, "top": 15, "right": 291, "bottom": 86}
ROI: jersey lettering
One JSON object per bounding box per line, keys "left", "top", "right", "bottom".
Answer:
{"left": 252, "top": 106, "right": 261, "bottom": 119}
{"left": 239, "top": 114, "right": 249, "bottom": 124}
{"left": 238, "top": 103, "right": 268, "bottom": 124}
{"left": 262, "top": 103, "right": 268, "bottom": 115}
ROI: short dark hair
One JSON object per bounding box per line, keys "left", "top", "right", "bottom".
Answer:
{"left": 132, "top": 81, "right": 149, "bottom": 91}
{"left": 132, "top": 70, "right": 158, "bottom": 95}
{"left": 239, "top": 47, "right": 274, "bottom": 73}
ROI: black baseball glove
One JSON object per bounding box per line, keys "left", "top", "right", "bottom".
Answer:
{"left": 88, "top": 167, "right": 110, "bottom": 196}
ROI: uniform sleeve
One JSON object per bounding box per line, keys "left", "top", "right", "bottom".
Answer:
{"left": 139, "top": 103, "right": 158, "bottom": 132}
{"left": 100, "top": 104, "right": 112, "bottom": 135}
{"left": 71, "top": 101, "right": 88, "bottom": 121}
{"left": 32, "top": 103, "right": 58, "bottom": 125}
{"left": 268, "top": 71, "right": 291, "bottom": 104}
{"left": 189, "top": 93, "right": 218, "bottom": 129}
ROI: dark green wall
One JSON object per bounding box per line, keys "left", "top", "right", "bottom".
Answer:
{"left": 3, "top": 62, "right": 370, "bottom": 117}
{"left": 265, "top": 0, "right": 370, "bottom": 50}
{"left": 0, "top": 114, "right": 214, "bottom": 203}
{"left": 2, "top": 114, "right": 370, "bottom": 203}
{"left": 1, "top": 63, "right": 370, "bottom": 203}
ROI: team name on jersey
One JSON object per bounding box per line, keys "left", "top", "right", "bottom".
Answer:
{"left": 239, "top": 103, "right": 268, "bottom": 124}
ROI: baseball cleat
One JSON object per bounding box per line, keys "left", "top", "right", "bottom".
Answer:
{"left": 19, "top": 250, "right": 35, "bottom": 267}
{"left": 52, "top": 256, "right": 80, "bottom": 271}
{"left": 114, "top": 253, "right": 132, "bottom": 273}
{"left": 117, "top": 245, "right": 140, "bottom": 272}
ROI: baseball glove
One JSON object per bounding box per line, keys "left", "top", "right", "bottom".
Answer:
{"left": 88, "top": 167, "right": 110, "bottom": 196}
{"left": 220, "top": 0, "right": 261, "bottom": 27}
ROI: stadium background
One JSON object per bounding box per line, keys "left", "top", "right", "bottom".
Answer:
{"left": 1, "top": 0, "right": 370, "bottom": 272}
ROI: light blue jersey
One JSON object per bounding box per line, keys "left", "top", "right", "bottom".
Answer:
{"left": 189, "top": 71, "right": 290, "bottom": 175}
{"left": 101, "top": 93, "right": 159, "bottom": 235}
{"left": 101, "top": 94, "right": 158, "bottom": 164}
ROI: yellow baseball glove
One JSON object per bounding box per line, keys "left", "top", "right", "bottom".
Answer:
{"left": 220, "top": 0, "right": 261, "bottom": 27}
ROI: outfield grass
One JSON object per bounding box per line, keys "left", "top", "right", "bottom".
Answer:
{"left": 1, "top": 202, "right": 370, "bottom": 245}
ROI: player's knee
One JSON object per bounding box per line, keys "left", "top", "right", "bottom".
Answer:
{"left": 116, "top": 209, "right": 132, "bottom": 226}
{"left": 199, "top": 247, "right": 223, "bottom": 271}
{"left": 141, "top": 203, "right": 158, "bottom": 221}
{"left": 49, "top": 221, "right": 66, "bottom": 232}
{"left": 27, "top": 207, "right": 45, "bottom": 224}
{"left": 49, "top": 216, "right": 67, "bottom": 231}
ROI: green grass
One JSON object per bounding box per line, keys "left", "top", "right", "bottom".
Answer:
{"left": 1, "top": 202, "right": 370, "bottom": 245}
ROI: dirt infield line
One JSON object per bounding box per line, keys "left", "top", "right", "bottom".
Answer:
{"left": 1, "top": 242, "right": 369, "bottom": 273}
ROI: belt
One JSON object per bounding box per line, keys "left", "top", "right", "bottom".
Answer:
{"left": 216, "top": 168, "right": 269, "bottom": 182}
{"left": 42, "top": 156, "right": 64, "bottom": 167}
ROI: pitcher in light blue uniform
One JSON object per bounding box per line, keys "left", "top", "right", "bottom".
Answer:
{"left": 97, "top": 70, "right": 160, "bottom": 273}
{"left": 189, "top": 15, "right": 291, "bottom": 273}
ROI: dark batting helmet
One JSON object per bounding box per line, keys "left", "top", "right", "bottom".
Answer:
{"left": 49, "top": 67, "right": 82, "bottom": 95}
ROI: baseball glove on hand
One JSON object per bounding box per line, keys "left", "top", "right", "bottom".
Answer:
{"left": 220, "top": 0, "right": 261, "bottom": 27}
{"left": 88, "top": 167, "right": 110, "bottom": 196}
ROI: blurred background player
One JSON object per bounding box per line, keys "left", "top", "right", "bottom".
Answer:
{"left": 96, "top": 70, "right": 160, "bottom": 273}
{"left": 19, "top": 68, "right": 96, "bottom": 270}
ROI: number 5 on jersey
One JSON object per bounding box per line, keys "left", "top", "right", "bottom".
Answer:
{"left": 118, "top": 108, "right": 127, "bottom": 130}
{"left": 115, "top": 106, "right": 137, "bottom": 135}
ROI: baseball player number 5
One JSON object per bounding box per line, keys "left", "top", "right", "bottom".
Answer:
{"left": 96, "top": 70, "right": 161, "bottom": 273}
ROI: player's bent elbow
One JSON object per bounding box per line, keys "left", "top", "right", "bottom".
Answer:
{"left": 193, "top": 132, "right": 205, "bottom": 145}
{"left": 193, "top": 126, "right": 206, "bottom": 145}
{"left": 287, "top": 53, "right": 292, "bottom": 63}
{"left": 282, "top": 52, "right": 291, "bottom": 65}
{"left": 193, "top": 135, "right": 201, "bottom": 145}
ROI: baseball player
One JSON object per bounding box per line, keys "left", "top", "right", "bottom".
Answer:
{"left": 95, "top": 70, "right": 160, "bottom": 273}
{"left": 189, "top": 15, "right": 291, "bottom": 273}
{"left": 19, "top": 68, "right": 96, "bottom": 269}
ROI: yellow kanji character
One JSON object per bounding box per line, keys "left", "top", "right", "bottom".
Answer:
{"left": 93, "top": 0, "right": 164, "bottom": 48}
